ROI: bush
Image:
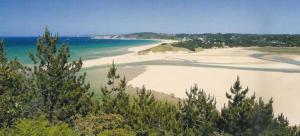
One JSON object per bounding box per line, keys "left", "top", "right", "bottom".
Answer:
{"left": 74, "top": 113, "right": 128, "bottom": 135}
{"left": 97, "top": 128, "right": 135, "bottom": 136}
{"left": 0, "top": 116, "right": 78, "bottom": 136}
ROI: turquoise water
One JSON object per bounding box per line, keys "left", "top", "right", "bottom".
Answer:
{"left": 1, "top": 37, "right": 159, "bottom": 64}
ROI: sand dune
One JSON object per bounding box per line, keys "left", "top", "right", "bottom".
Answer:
{"left": 128, "top": 39, "right": 178, "bottom": 53}
{"left": 127, "top": 48, "right": 300, "bottom": 125}
{"left": 128, "top": 65, "right": 300, "bottom": 125}
{"left": 83, "top": 42, "right": 300, "bottom": 125}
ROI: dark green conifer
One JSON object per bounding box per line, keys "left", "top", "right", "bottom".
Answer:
{"left": 131, "top": 86, "right": 156, "bottom": 134}
{"left": 101, "top": 61, "right": 119, "bottom": 113}
{"left": 218, "top": 76, "right": 276, "bottom": 136}
{"left": 225, "top": 76, "right": 251, "bottom": 107}
{"left": 0, "top": 40, "right": 30, "bottom": 127}
{"left": 0, "top": 40, "right": 7, "bottom": 63}
{"left": 107, "top": 61, "right": 120, "bottom": 91}
{"left": 261, "top": 113, "right": 300, "bottom": 136}
{"left": 180, "top": 84, "right": 218, "bottom": 135}
{"left": 113, "top": 76, "right": 130, "bottom": 117}
{"left": 101, "top": 62, "right": 129, "bottom": 117}
{"left": 155, "top": 101, "right": 182, "bottom": 135}
{"left": 30, "top": 28, "right": 92, "bottom": 123}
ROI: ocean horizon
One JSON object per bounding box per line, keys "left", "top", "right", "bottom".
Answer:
{"left": 1, "top": 37, "right": 159, "bottom": 64}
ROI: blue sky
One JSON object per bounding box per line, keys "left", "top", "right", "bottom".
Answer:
{"left": 0, "top": 0, "right": 300, "bottom": 36}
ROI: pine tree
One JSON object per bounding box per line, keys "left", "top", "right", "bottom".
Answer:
{"left": 0, "top": 40, "right": 30, "bottom": 127}
{"left": 101, "top": 62, "right": 129, "bottom": 118}
{"left": 218, "top": 76, "right": 255, "bottom": 135}
{"left": 130, "top": 86, "right": 156, "bottom": 134}
{"left": 30, "top": 28, "right": 92, "bottom": 123}
{"left": 180, "top": 84, "right": 218, "bottom": 136}
{"left": 100, "top": 85, "right": 113, "bottom": 113}
{"left": 113, "top": 76, "right": 130, "bottom": 117}
{"left": 261, "top": 113, "right": 300, "bottom": 136}
{"left": 154, "top": 101, "right": 182, "bottom": 135}
{"left": 0, "top": 40, "right": 6, "bottom": 63}
{"left": 251, "top": 98, "right": 274, "bottom": 135}
{"left": 107, "top": 61, "right": 120, "bottom": 92}
{"left": 218, "top": 76, "right": 276, "bottom": 135}
{"left": 101, "top": 61, "right": 120, "bottom": 113}
{"left": 225, "top": 76, "right": 251, "bottom": 108}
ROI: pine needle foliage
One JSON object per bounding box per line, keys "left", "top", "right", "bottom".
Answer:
{"left": 0, "top": 40, "right": 30, "bottom": 127}
{"left": 29, "top": 28, "right": 92, "bottom": 123}
{"left": 180, "top": 84, "right": 219, "bottom": 135}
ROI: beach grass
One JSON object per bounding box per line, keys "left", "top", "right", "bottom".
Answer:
{"left": 249, "top": 47, "right": 300, "bottom": 55}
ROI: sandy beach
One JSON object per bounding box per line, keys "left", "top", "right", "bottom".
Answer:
{"left": 82, "top": 39, "right": 178, "bottom": 68}
{"left": 83, "top": 42, "right": 300, "bottom": 125}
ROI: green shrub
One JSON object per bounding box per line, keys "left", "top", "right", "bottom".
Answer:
{"left": 0, "top": 116, "right": 78, "bottom": 136}
{"left": 97, "top": 128, "right": 135, "bottom": 136}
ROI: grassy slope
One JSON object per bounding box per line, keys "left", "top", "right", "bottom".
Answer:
{"left": 138, "top": 43, "right": 188, "bottom": 54}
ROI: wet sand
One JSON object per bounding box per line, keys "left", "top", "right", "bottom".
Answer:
{"left": 82, "top": 65, "right": 146, "bottom": 90}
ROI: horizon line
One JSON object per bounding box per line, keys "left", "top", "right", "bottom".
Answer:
{"left": 1, "top": 32, "right": 300, "bottom": 37}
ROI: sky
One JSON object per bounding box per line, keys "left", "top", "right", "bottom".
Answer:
{"left": 0, "top": 0, "right": 300, "bottom": 36}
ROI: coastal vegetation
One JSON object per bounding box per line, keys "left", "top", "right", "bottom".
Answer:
{"left": 249, "top": 47, "right": 300, "bottom": 55}
{"left": 124, "top": 32, "right": 300, "bottom": 53}
{"left": 173, "top": 34, "right": 300, "bottom": 51}
{"left": 138, "top": 43, "right": 188, "bottom": 54}
{"left": 1, "top": 29, "right": 300, "bottom": 136}
{"left": 121, "top": 32, "right": 300, "bottom": 47}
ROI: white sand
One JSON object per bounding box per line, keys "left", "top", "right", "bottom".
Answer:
{"left": 126, "top": 48, "right": 300, "bottom": 125}
{"left": 83, "top": 41, "right": 300, "bottom": 125}
{"left": 82, "top": 39, "right": 178, "bottom": 68}
{"left": 128, "top": 65, "right": 300, "bottom": 125}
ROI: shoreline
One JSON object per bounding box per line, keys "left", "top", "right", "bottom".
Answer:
{"left": 82, "top": 39, "right": 178, "bottom": 68}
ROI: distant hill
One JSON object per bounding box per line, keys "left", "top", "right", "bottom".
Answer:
{"left": 92, "top": 32, "right": 177, "bottom": 40}
{"left": 92, "top": 33, "right": 300, "bottom": 49}
{"left": 124, "top": 32, "right": 177, "bottom": 39}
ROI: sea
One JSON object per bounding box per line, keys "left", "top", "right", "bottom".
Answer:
{"left": 1, "top": 37, "right": 159, "bottom": 64}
